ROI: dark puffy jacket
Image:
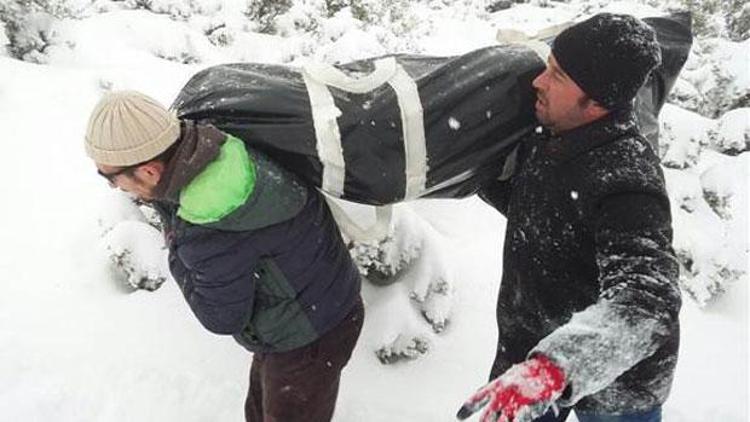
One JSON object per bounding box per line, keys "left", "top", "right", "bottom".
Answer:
{"left": 155, "top": 129, "right": 361, "bottom": 353}
{"left": 480, "top": 109, "right": 681, "bottom": 413}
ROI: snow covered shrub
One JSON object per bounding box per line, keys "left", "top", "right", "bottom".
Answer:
{"left": 700, "top": 61, "right": 748, "bottom": 118}
{"left": 244, "top": 0, "right": 293, "bottom": 33}
{"left": 344, "top": 0, "right": 427, "bottom": 53}
{"left": 700, "top": 158, "right": 746, "bottom": 220}
{"left": 123, "top": 0, "right": 220, "bottom": 20}
{"left": 679, "top": 0, "right": 725, "bottom": 38}
{"left": 364, "top": 269, "right": 433, "bottom": 364}
{"left": 665, "top": 154, "right": 749, "bottom": 307}
{"left": 324, "top": 0, "right": 348, "bottom": 15}
{"left": 666, "top": 2, "right": 749, "bottom": 117}
{"left": 97, "top": 191, "right": 168, "bottom": 292}
{"left": 348, "top": 0, "right": 411, "bottom": 26}
{"left": 342, "top": 204, "right": 456, "bottom": 362}
{"left": 727, "top": 2, "right": 750, "bottom": 41}
{"left": 204, "top": 22, "right": 234, "bottom": 46}
{"left": 102, "top": 221, "right": 168, "bottom": 292}
{"left": 124, "top": 0, "right": 152, "bottom": 10}
{"left": 349, "top": 234, "right": 421, "bottom": 286}
{"left": 661, "top": 97, "right": 748, "bottom": 307}
{"left": 153, "top": 49, "right": 200, "bottom": 64}
{"left": 97, "top": 190, "right": 151, "bottom": 236}
{"left": 0, "top": 0, "right": 68, "bottom": 62}
{"left": 658, "top": 104, "right": 712, "bottom": 169}
{"left": 676, "top": 235, "right": 747, "bottom": 307}
{"left": 6, "top": 11, "right": 57, "bottom": 62}
{"left": 347, "top": 205, "right": 456, "bottom": 335}
{"left": 0, "top": 22, "right": 7, "bottom": 55}
{"left": 667, "top": 78, "right": 703, "bottom": 114}
{"left": 671, "top": 38, "right": 750, "bottom": 118}
{"left": 375, "top": 334, "right": 429, "bottom": 364}
{"left": 678, "top": 0, "right": 748, "bottom": 40}
{"left": 487, "top": 0, "right": 554, "bottom": 12}
{"left": 707, "top": 108, "right": 750, "bottom": 155}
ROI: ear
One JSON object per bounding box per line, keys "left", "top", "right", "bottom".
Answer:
{"left": 583, "top": 100, "right": 609, "bottom": 121}
{"left": 134, "top": 161, "right": 165, "bottom": 185}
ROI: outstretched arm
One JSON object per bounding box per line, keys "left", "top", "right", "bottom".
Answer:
{"left": 458, "top": 191, "right": 680, "bottom": 421}
{"left": 530, "top": 191, "right": 681, "bottom": 405}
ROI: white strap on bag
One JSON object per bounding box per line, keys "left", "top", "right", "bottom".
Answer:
{"left": 496, "top": 29, "right": 551, "bottom": 61}
{"left": 304, "top": 57, "right": 397, "bottom": 93}
{"left": 387, "top": 64, "right": 427, "bottom": 200}
{"left": 322, "top": 193, "right": 393, "bottom": 242}
{"left": 301, "top": 71, "right": 346, "bottom": 197}
{"left": 302, "top": 57, "right": 428, "bottom": 201}
{"left": 301, "top": 57, "right": 427, "bottom": 241}
{"left": 496, "top": 20, "right": 575, "bottom": 60}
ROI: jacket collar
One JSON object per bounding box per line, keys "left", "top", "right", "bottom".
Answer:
{"left": 153, "top": 121, "right": 226, "bottom": 203}
{"left": 541, "top": 107, "right": 640, "bottom": 163}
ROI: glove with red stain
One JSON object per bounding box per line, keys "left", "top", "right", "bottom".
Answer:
{"left": 456, "top": 355, "right": 566, "bottom": 422}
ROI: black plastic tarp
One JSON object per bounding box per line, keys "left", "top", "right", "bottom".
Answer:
{"left": 173, "top": 13, "right": 691, "bottom": 206}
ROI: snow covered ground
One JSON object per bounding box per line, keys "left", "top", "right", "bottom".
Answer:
{"left": 0, "top": 0, "right": 747, "bottom": 421}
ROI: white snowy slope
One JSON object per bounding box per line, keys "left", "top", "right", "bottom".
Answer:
{"left": 0, "top": 1, "right": 746, "bottom": 421}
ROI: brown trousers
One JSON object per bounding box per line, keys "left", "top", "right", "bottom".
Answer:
{"left": 244, "top": 299, "right": 364, "bottom": 422}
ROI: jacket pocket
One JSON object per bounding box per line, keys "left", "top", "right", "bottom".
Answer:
{"left": 249, "top": 258, "right": 318, "bottom": 352}
{"left": 237, "top": 257, "right": 304, "bottom": 351}
{"left": 236, "top": 258, "right": 288, "bottom": 350}
{"left": 253, "top": 258, "right": 295, "bottom": 306}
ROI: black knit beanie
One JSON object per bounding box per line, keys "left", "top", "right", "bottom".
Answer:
{"left": 552, "top": 13, "right": 662, "bottom": 110}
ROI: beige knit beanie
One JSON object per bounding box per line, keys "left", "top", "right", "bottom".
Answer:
{"left": 85, "top": 90, "right": 181, "bottom": 166}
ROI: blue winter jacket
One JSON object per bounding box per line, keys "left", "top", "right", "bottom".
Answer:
{"left": 154, "top": 123, "right": 361, "bottom": 353}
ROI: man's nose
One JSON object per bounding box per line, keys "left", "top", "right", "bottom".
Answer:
{"left": 532, "top": 70, "right": 547, "bottom": 90}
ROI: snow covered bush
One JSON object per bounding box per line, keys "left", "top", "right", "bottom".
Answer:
{"left": 678, "top": 0, "right": 725, "bottom": 39}
{"left": 244, "top": 0, "right": 293, "bottom": 33}
{"left": 345, "top": 204, "right": 457, "bottom": 362}
{"left": 708, "top": 108, "right": 750, "bottom": 155}
{"left": 350, "top": 234, "right": 421, "bottom": 286}
{"left": 672, "top": 171, "right": 748, "bottom": 307}
{"left": 661, "top": 105, "right": 749, "bottom": 306}
{"left": 0, "top": 0, "right": 68, "bottom": 61}
{"left": 700, "top": 155, "right": 748, "bottom": 221}
{"left": 204, "top": 22, "right": 235, "bottom": 47}
{"left": 375, "top": 333, "right": 430, "bottom": 364}
{"left": 245, "top": 0, "right": 346, "bottom": 37}
{"left": 102, "top": 221, "right": 169, "bottom": 292}
{"left": 678, "top": 0, "right": 748, "bottom": 40}
{"left": 123, "top": 0, "right": 223, "bottom": 20}
{"left": 240, "top": 0, "right": 425, "bottom": 56}
{"left": 6, "top": 11, "right": 58, "bottom": 62}
{"left": 347, "top": 0, "right": 412, "bottom": 26}
{"left": 659, "top": 104, "right": 712, "bottom": 168}
{"left": 670, "top": 38, "right": 750, "bottom": 119}
{"left": 97, "top": 191, "right": 169, "bottom": 292}
{"left": 726, "top": 2, "right": 750, "bottom": 41}
{"left": 668, "top": 0, "right": 749, "bottom": 119}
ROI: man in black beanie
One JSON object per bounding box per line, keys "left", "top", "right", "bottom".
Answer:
{"left": 458, "top": 13, "right": 680, "bottom": 422}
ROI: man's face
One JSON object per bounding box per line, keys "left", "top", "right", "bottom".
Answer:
{"left": 96, "top": 163, "right": 160, "bottom": 201}
{"left": 532, "top": 54, "right": 602, "bottom": 133}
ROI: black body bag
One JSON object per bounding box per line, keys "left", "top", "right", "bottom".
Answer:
{"left": 173, "top": 13, "right": 692, "bottom": 205}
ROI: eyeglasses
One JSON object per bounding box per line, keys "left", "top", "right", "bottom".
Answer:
{"left": 97, "top": 165, "right": 138, "bottom": 185}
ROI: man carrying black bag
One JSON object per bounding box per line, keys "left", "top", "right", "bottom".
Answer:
{"left": 458, "top": 14, "right": 681, "bottom": 422}
{"left": 84, "top": 91, "right": 363, "bottom": 422}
